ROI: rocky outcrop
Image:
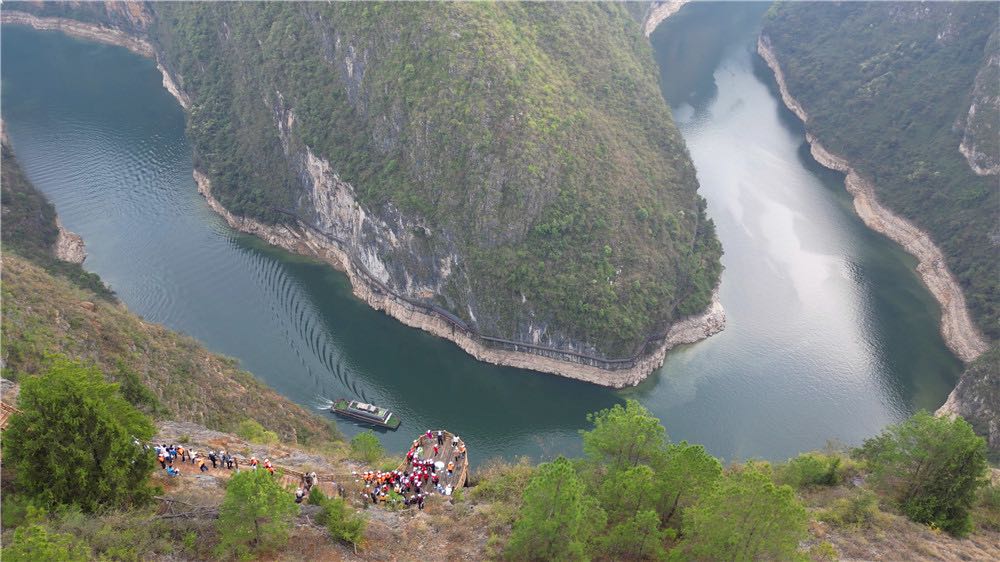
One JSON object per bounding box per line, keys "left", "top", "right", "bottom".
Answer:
{"left": 196, "top": 169, "right": 725, "bottom": 388}
{"left": 54, "top": 218, "right": 86, "bottom": 264}
{"left": 643, "top": 0, "right": 691, "bottom": 37}
{"left": 959, "top": 29, "right": 999, "bottom": 176}
{"left": 936, "top": 347, "right": 1000, "bottom": 455}
{"left": 759, "top": 35, "right": 989, "bottom": 364}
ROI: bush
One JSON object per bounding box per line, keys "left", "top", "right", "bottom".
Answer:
{"left": 235, "top": 419, "right": 279, "bottom": 445}
{"left": 4, "top": 357, "right": 156, "bottom": 512}
{"left": 855, "top": 411, "right": 989, "bottom": 536}
{"left": 1, "top": 522, "right": 89, "bottom": 562}
{"left": 308, "top": 486, "right": 328, "bottom": 506}
{"left": 677, "top": 462, "right": 808, "bottom": 562}
{"left": 776, "top": 452, "right": 842, "bottom": 489}
{"left": 316, "top": 496, "right": 366, "bottom": 549}
{"left": 350, "top": 431, "right": 385, "bottom": 465}
{"left": 216, "top": 469, "right": 298, "bottom": 558}
{"left": 974, "top": 485, "right": 1000, "bottom": 532}
{"left": 820, "top": 489, "right": 882, "bottom": 528}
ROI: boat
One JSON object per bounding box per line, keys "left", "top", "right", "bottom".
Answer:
{"left": 330, "top": 399, "right": 401, "bottom": 430}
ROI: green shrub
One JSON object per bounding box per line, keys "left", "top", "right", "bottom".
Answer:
{"left": 350, "top": 431, "right": 385, "bottom": 465}
{"left": 1, "top": 522, "right": 89, "bottom": 562}
{"left": 235, "top": 419, "right": 279, "bottom": 445}
{"left": 820, "top": 489, "right": 882, "bottom": 528}
{"left": 308, "top": 486, "right": 328, "bottom": 506}
{"left": 216, "top": 469, "right": 298, "bottom": 558}
{"left": 776, "top": 452, "right": 841, "bottom": 489}
{"left": 315, "top": 496, "right": 366, "bottom": 550}
{"left": 4, "top": 357, "right": 156, "bottom": 512}
{"left": 855, "top": 411, "right": 988, "bottom": 536}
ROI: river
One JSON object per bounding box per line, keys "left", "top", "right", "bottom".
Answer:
{"left": 0, "top": 3, "right": 962, "bottom": 465}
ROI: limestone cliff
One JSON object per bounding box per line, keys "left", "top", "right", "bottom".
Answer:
{"left": 3, "top": 1, "right": 725, "bottom": 383}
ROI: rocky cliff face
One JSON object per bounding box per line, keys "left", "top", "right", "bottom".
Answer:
{"left": 938, "top": 347, "right": 1000, "bottom": 457}
{"left": 959, "top": 29, "right": 1000, "bottom": 176}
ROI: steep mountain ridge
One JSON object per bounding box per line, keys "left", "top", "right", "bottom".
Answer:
{"left": 4, "top": 1, "right": 723, "bottom": 383}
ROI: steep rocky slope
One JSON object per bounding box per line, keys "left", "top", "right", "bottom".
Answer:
{"left": 3, "top": 1, "right": 722, "bottom": 382}
{"left": 761, "top": 2, "right": 997, "bottom": 344}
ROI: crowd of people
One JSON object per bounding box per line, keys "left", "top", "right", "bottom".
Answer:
{"left": 354, "top": 430, "right": 467, "bottom": 510}
{"left": 153, "top": 444, "right": 278, "bottom": 477}
{"left": 149, "top": 430, "right": 466, "bottom": 511}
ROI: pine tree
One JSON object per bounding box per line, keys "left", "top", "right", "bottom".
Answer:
{"left": 582, "top": 400, "right": 668, "bottom": 470}
{"left": 856, "top": 411, "right": 988, "bottom": 535}
{"left": 216, "top": 468, "right": 299, "bottom": 557}
{"left": 655, "top": 442, "right": 722, "bottom": 526}
{"left": 4, "top": 357, "right": 156, "bottom": 512}
{"left": 678, "top": 462, "right": 807, "bottom": 562}
{"left": 505, "top": 457, "right": 605, "bottom": 561}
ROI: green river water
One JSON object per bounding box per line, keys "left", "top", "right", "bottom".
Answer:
{"left": 1, "top": 3, "right": 962, "bottom": 464}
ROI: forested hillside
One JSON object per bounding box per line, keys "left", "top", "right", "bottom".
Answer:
{"left": 1, "top": 140, "right": 337, "bottom": 443}
{"left": 761, "top": 2, "right": 998, "bottom": 341}
{"left": 8, "top": 1, "right": 721, "bottom": 361}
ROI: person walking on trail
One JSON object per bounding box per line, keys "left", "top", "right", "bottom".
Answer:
{"left": 197, "top": 456, "right": 208, "bottom": 472}
{"left": 209, "top": 451, "right": 218, "bottom": 469}
{"left": 250, "top": 457, "right": 258, "bottom": 470}
{"left": 295, "top": 488, "right": 305, "bottom": 504}
{"left": 176, "top": 445, "right": 186, "bottom": 463}
{"left": 264, "top": 459, "right": 274, "bottom": 475}
{"left": 157, "top": 450, "right": 166, "bottom": 470}
{"left": 436, "top": 430, "right": 444, "bottom": 446}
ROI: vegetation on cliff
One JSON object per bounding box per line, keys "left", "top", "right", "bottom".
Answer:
{"left": 0, "top": 147, "right": 338, "bottom": 443}
{"left": 761, "top": 2, "right": 998, "bottom": 341}
{"left": 10, "top": 1, "right": 721, "bottom": 357}
{"left": 1, "top": 141, "right": 112, "bottom": 299}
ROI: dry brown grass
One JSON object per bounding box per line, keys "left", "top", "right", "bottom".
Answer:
{"left": 2, "top": 254, "right": 339, "bottom": 446}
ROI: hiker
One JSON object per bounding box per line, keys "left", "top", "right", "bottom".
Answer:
{"left": 295, "top": 488, "right": 305, "bottom": 504}
{"left": 249, "top": 456, "right": 258, "bottom": 470}
{"left": 417, "top": 493, "right": 425, "bottom": 510}
{"left": 452, "top": 434, "right": 459, "bottom": 447}
{"left": 209, "top": 451, "right": 218, "bottom": 469}
{"left": 264, "top": 459, "right": 274, "bottom": 475}
{"left": 308, "top": 471, "right": 318, "bottom": 490}
{"left": 425, "top": 429, "right": 433, "bottom": 440}
{"left": 176, "top": 445, "right": 186, "bottom": 463}
{"left": 433, "top": 444, "right": 439, "bottom": 457}
{"left": 197, "top": 456, "right": 208, "bottom": 472}
{"left": 233, "top": 455, "right": 240, "bottom": 472}
{"left": 436, "top": 430, "right": 444, "bottom": 446}
{"left": 166, "top": 465, "right": 180, "bottom": 477}
{"left": 447, "top": 461, "right": 455, "bottom": 477}
{"left": 157, "top": 450, "right": 167, "bottom": 470}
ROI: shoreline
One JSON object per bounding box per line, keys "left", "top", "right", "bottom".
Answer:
{"left": 643, "top": 0, "right": 691, "bottom": 37}
{"left": 0, "top": 12, "right": 190, "bottom": 109}
{"left": 758, "top": 35, "right": 988, "bottom": 364}
{"left": 3, "top": 11, "right": 726, "bottom": 387}
{"left": 195, "top": 171, "right": 726, "bottom": 388}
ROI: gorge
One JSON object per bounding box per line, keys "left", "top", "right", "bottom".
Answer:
{"left": 0, "top": 1, "right": 969, "bottom": 464}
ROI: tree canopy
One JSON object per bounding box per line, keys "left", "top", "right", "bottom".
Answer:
{"left": 505, "top": 457, "right": 605, "bottom": 561}
{"left": 856, "top": 410, "right": 988, "bottom": 535}
{"left": 679, "top": 462, "right": 808, "bottom": 562}
{"left": 4, "top": 357, "right": 156, "bottom": 512}
{"left": 216, "top": 468, "right": 299, "bottom": 557}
